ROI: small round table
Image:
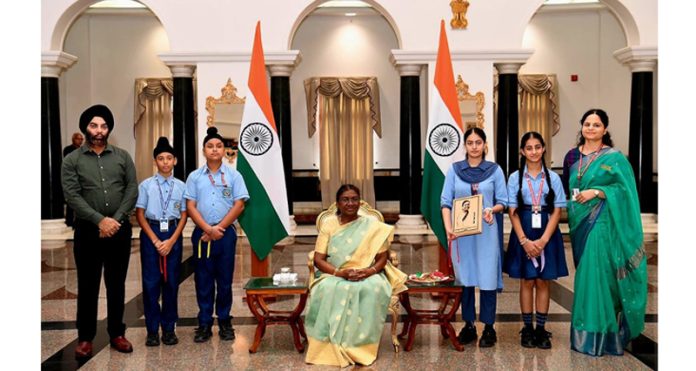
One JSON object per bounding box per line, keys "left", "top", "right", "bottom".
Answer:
{"left": 244, "top": 277, "right": 308, "bottom": 353}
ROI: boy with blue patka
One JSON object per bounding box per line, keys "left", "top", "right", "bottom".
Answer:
{"left": 185, "top": 127, "right": 249, "bottom": 343}
{"left": 135, "top": 137, "right": 188, "bottom": 347}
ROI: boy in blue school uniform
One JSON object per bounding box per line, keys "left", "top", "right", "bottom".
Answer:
{"left": 185, "top": 127, "right": 249, "bottom": 343}
{"left": 135, "top": 137, "right": 188, "bottom": 346}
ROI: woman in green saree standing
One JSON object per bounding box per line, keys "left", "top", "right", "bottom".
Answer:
{"left": 305, "top": 185, "right": 407, "bottom": 367}
{"left": 562, "top": 109, "right": 647, "bottom": 356}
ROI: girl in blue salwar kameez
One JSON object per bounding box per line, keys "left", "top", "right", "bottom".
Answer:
{"left": 441, "top": 127, "right": 507, "bottom": 348}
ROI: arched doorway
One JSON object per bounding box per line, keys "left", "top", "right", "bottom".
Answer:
{"left": 288, "top": 0, "right": 401, "bottom": 209}
{"left": 57, "top": 0, "right": 172, "bottom": 182}
{"left": 520, "top": 0, "right": 636, "bottom": 166}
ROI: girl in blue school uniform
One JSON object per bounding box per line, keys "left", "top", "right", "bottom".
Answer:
{"left": 441, "top": 127, "right": 508, "bottom": 348}
{"left": 184, "top": 127, "right": 249, "bottom": 343}
{"left": 503, "top": 131, "right": 568, "bottom": 349}
{"left": 135, "top": 137, "right": 188, "bottom": 347}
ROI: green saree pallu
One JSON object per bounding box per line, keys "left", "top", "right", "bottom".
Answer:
{"left": 304, "top": 216, "right": 407, "bottom": 367}
{"left": 567, "top": 147, "right": 647, "bottom": 356}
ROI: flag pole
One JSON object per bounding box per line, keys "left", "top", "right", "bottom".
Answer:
{"left": 251, "top": 246, "right": 269, "bottom": 277}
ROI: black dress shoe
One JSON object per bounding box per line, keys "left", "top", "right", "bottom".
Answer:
{"left": 162, "top": 331, "right": 179, "bottom": 345}
{"left": 519, "top": 326, "right": 535, "bottom": 348}
{"left": 534, "top": 327, "right": 552, "bottom": 349}
{"left": 478, "top": 326, "right": 497, "bottom": 348}
{"left": 219, "top": 321, "right": 236, "bottom": 341}
{"left": 458, "top": 324, "right": 478, "bottom": 344}
{"left": 194, "top": 325, "right": 213, "bottom": 343}
{"left": 145, "top": 333, "right": 160, "bottom": 347}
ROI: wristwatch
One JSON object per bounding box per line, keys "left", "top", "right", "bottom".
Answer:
{"left": 593, "top": 190, "right": 599, "bottom": 197}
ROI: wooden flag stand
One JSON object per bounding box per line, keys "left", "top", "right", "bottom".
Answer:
{"left": 251, "top": 247, "right": 269, "bottom": 277}
{"left": 245, "top": 246, "right": 276, "bottom": 303}
{"left": 439, "top": 242, "right": 454, "bottom": 276}
{"left": 431, "top": 243, "right": 455, "bottom": 299}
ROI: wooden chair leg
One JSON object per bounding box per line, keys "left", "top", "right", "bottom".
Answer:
{"left": 389, "top": 295, "right": 400, "bottom": 352}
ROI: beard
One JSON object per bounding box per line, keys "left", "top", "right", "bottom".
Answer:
{"left": 85, "top": 131, "right": 109, "bottom": 146}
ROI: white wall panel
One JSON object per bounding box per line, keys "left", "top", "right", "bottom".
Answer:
{"left": 61, "top": 12, "right": 171, "bottom": 157}
{"left": 521, "top": 8, "right": 630, "bottom": 166}
{"left": 290, "top": 14, "right": 399, "bottom": 169}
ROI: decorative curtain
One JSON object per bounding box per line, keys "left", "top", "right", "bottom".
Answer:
{"left": 134, "top": 78, "right": 173, "bottom": 183}
{"left": 493, "top": 74, "right": 559, "bottom": 164}
{"left": 518, "top": 74, "right": 559, "bottom": 163}
{"left": 304, "top": 77, "right": 381, "bottom": 208}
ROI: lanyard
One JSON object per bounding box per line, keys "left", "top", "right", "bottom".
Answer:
{"left": 155, "top": 176, "right": 174, "bottom": 220}
{"left": 525, "top": 172, "right": 545, "bottom": 213}
{"left": 576, "top": 146, "right": 603, "bottom": 180}
{"left": 449, "top": 238, "right": 460, "bottom": 265}
{"left": 198, "top": 239, "right": 211, "bottom": 259}
{"left": 207, "top": 169, "right": 227, "bottom": 188}
{"left": 159, "top": 256, "right": 167, "bottom": 282}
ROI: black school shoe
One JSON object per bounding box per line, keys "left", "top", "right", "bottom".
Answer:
{"left": 219, "top": 320, "right": 236, "bottom": 341}
{"left": 458, "top": 323, "right": 478, "bottom": 344}
{"left": 194, "top": 325, "right": 213, "bottom": 343}
{"left": 145, "top": 332, "right": 160, "bottom": 346}
{"left": 478, "top": 326, "right": 497, "bottom": 347}
{"left": 520, "top": 326, "right": 535, "bottom": 348}
{"left": 534, "top": 327, "right": 552, "bottom": 349}
{"left": 161, "top": 331, "right": 178, "bottom": 345}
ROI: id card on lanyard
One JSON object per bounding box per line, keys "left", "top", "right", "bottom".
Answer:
{"left": 207, "top": 169, "right": 231, "bottom": 200}
{"left": 156, "top": 177, "right": 174, "bottom": 232}
{"left": 526, "top": 172, "right": 545, "bottom": 229}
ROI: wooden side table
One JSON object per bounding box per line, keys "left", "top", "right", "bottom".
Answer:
{"left": 244, "top": 277, "right": 308, "bottom": 353}
{"left": 398, "top": 281, "right": 464, "bottom": 351}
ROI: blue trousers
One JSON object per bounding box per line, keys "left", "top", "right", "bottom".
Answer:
{"left": 140, "top": 224, "right": 182, "bottom": 334}
{"left": 461, "top": 286, "right": 497, "bottom": 325}
{"left": 191, "top": 226, "right": 237, "bottom": 326}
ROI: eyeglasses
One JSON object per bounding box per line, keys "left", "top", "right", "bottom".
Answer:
{"left": 338, "top": 197, "right": 360, "bottom": 204}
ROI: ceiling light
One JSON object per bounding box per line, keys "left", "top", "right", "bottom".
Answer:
{"left": 544, "top": 0, "right": 599, "bottom": 4}
{"left": 90, "top": 0, "right": 146, "bottom": 9}
{"left": 345, "top": 12, "right": 357, "bottom": 17}
{"left": 319, "top": 1, "right": 371, "bottom": 8}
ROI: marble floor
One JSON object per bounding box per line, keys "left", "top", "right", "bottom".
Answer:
{"left": 41, "top": 232, "right": 657, "bottom": 370}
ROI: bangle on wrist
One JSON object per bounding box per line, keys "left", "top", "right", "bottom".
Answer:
{"left": 370, "top": 267, "right": 377, "bottom": 274}
{"left": 519, "top": 237, "right": 528, "bottom": 245}
{"left": 333, "top": 268, "right": 339, "bottom": 275}
{"left": 484, "top": 207, "right": 493, "bottom": 214}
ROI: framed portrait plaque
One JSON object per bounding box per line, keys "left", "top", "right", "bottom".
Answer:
{"left": 452, "top": 194, "right": 483, "bottom": 237}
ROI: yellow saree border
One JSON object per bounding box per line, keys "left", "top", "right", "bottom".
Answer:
{"left": 306, "top": 336, "right": 380, "bottom": 367}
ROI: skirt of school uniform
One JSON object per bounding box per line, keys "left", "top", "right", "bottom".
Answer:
{"left": 503, "top": 208, "right": 568, "bottom": 280}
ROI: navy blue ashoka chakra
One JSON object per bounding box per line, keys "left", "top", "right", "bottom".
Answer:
{"left": 429, "top": 123, "right": 460, "bottom": 157}
{"left": 240, "top": 122, "right": 273, "bottom": 156}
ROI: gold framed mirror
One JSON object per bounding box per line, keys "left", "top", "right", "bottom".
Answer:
{"left": 205, "top": 78, "right": 246, "bottom": 164}
{"left": 455, "top": 75, "right": 485, "bottom": 130}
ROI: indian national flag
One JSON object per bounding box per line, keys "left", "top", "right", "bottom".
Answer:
{"left": 237, "top": 21, "right": 290, "bottom": 260}
{"left": 420, "top": 20, "right": 465, "bottom": 249}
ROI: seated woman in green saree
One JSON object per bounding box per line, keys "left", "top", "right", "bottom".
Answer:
{"left": 304, "top": 184, "right": 407, "bottom": 367}
{"left": 562, "top": 109, "right": 647, "bottom": 356}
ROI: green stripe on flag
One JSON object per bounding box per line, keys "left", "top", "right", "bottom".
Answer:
{"left": 236, "top": 153, "right": 288, "bottom": 260}
{"left": 421, "top": 152, "right": 448, "bottom": 250}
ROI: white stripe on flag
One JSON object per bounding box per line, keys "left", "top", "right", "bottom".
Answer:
{"left": 239, "top": 92, "right": 290, "bottom": 233}
{"left": 425, "top": 86, "right": 465, "bottom": 174}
